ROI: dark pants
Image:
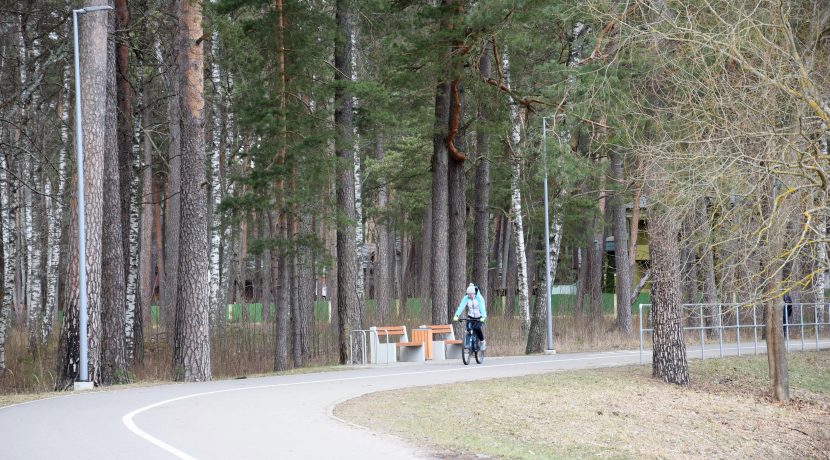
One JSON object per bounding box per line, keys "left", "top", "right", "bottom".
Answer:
{"left": 466, "top": 319, "right": 485, "bottom": 342}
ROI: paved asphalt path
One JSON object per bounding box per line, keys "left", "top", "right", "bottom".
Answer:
{"left": 2, "top": 340, "right": 828, "bottom": 460}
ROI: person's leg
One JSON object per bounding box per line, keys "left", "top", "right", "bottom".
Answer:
{"left": 475, "top": 322, "right": 485, "bottom": 350}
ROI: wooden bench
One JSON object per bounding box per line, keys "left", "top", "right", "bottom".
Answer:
{"left": 427, "top": 324, "right": 463, "bottom": 360}
{"left": 369, "top": 326, "right": 425, "bottom": 363}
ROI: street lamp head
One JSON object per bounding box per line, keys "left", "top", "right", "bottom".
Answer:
{"left": 75, "top": 5, "right": 114, "bottom": 14}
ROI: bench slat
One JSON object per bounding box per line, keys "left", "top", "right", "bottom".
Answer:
{"left": 374, "top": 326, "right": 406, "bottom": 335}
{"left": 397, "top": 341, "right": 423, "bottom": 347}
{"left": 445, "top": 340, "right": 462, "bottom": 344}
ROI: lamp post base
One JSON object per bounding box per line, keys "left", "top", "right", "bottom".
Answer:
{"left": 544, "top": 349, "right": 557, "bottom": 355}
{"left": 73, "top": 381, "right": 94, "bottom": 391}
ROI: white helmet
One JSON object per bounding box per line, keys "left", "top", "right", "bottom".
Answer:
{"left": 466, "top": 283, "right": 477, "bottom": 295}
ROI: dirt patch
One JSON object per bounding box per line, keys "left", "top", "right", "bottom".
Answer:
{"left": 335, "top": 352, "right": 830, "bottom": 459}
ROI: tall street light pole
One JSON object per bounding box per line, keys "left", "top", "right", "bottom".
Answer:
{"left": 542, "top": 117, "right": 555, "bottom": 354}
{"left": 72, "top": 4, "right": 112, "bottom": 390}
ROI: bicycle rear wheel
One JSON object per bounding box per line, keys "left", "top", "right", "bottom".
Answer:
{"left": 475, "top": 349, "right": 484, "bottom": 364}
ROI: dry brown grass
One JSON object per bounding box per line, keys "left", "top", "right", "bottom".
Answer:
{"left": 0, "top": 311, "right": 668, "bottom": 396}
{"left": 335, "top": 351, "right": 830, "bottom": 459}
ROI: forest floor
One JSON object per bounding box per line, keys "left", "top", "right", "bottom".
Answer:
{"left": 335, "top": 351, "right": 830, "bottom": 460}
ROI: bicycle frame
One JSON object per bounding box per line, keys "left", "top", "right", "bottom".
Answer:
{"left": 462, "top": 319, "right": 480, "bottom": 352}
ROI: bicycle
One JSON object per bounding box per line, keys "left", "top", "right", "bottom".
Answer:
{"left": 457, "top": 318, "right": 484, "bottom": 365}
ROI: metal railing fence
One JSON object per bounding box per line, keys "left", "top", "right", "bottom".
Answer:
{"left": 639, "top": 303, "right": 830, "bottom": 364}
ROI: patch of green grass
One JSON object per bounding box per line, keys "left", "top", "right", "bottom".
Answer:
{"left": 690, "top": 351, "right": 830, "bottom": 395}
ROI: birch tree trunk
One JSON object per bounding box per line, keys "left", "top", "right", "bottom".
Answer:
{"left": 208, "top": 34, "right": 224, "bottom": 326}
{"left": 335, "top": 0, "right": 363, "bottom": 363}
{"left": 172, "top": 0, "right": 211, "bottom": 381}
{"left": 136, "top": 83, "right": 152, "bottom": 365}
{"left": 0, "top": 160, "right": 6, "bottom": 373}
{"left": 506, "top": 238, "right": 517, "bottom": 317}
{"left": 503, "top": 50, "right": 530, "bottom": 331}
{"left": 44, "top": 51, "right": 71, "bottom": 345}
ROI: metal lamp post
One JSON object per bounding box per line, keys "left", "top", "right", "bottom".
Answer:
{"left": 72, "top": 4, "right": 112, "bottom": 389}
{"left": 542, "top": 117, "right": 555, "bottom": 353}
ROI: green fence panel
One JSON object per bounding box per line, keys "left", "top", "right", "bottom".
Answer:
{"left": 313, "top": 300, "right": 329, "bottom": 321}
{"left": 405, "top": 298, "right": 421, "bottom": 317}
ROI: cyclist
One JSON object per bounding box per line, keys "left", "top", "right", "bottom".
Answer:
{"left": 453, "top": 283, "right": 487, "bottom": 350}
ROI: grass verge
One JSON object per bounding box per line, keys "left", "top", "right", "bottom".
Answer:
{"left": 335, "top": 351, "right": 830, "bottom": 459}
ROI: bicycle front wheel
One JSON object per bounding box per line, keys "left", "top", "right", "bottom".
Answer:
{"left": 462, "top": 345, "right": 471, "bottom": 365}
{"left": 475, "top": 349, "right": 484, "bottom": 364}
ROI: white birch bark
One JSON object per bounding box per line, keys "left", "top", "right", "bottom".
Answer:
{"left": 208, "top": 33, "right": 223, "bottom": 325}
{"left": 818, "top": 134, "right": 828, "bottom": 327}
{"left": 125, "top": 100, "right": 141, "bottom": 354}
{"left": 350, "top": 27, "right": 365, "bottom": 304}
{"left": 43, "top": 54, "right": 70, "bottom": 343}
{"left": 0, "top": 155, "right": 10, "bottom": 372}
{"left": 25, "top": 162, "right": 40, "bottom": 344}
{"left": 502, "top": 49, "right": 531, "bottom": 331}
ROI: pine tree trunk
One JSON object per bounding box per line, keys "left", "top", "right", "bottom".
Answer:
{"left": 526, "top": 235, "right": 547, "bottom": 354}
{"left": 162, "top": 48, "right": 181, "bottom": 343}
{"left": 697, "top": 199, "right": 720, "bottom": 336}
{"left": 101, "top": 9, "right": 128, "bottom": 384}
{"left": 418, "top": 206, "right": 432, "bottom": 308}
{"left": 297, "top": 210, "right": 315, "bottom": 364}
{"left": 78, "top": 1, "right": 108, "bottom": 384}
{"left": 763, "top": 178, "right": 788, "bottom": 402}
{"left": 650, "top": 209, "right": 689, "bottom": 385}
{"left": 172, "top": 0, "right": 211, "bottom": 382}
{"left": 292, "top": 215, "right": 301, "bottom": 367}
{"left": 375, "top": 136, "right": 393, "bottom": 324}
{"left": 611, "top": 151, "right": 632, "bottom": 334}
{"left": 115, "top": 0, "right": 133, "bottom": 277}
{"left": 588, "top": 177, "right": 607, "bottom": 324}
{"left": 447, "top": 83, "right": 466, "bottom": 323}
{"left": 430, "top": 77, "right": 451, "bottom": 324}
{"left": 680, "top": 209, "right": 698, "bottom": 304}
{"left": 273, "top": 0, "right": 290, "bottom": 372}
{"left": 56, "top": 177, "right": 80, "bottom": 389}
{"left": 472, "top": 42, "right": 492, "bottom": 298}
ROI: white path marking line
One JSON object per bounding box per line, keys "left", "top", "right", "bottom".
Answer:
{"left": 121, "top": 351, "right": 635, "bottom": 459}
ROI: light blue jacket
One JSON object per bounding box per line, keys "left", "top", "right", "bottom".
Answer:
{"left": 454, "top": 291, "right": 487, "bottom": 319}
